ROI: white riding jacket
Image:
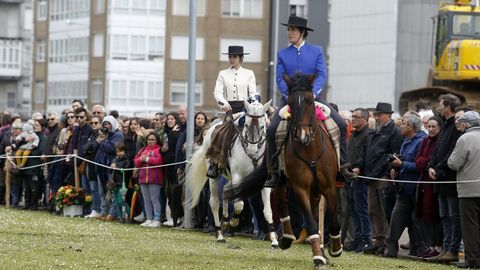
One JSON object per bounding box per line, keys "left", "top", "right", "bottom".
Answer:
{"left": 214, "top": 66, "right": 258, "bottom": 108}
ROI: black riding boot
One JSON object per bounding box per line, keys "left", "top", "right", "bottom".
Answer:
{"left": 206, "top": 163, "right": 220, "bottom": 178}
{"left": 264, "top": 166, "right": 280, "bottom": 188}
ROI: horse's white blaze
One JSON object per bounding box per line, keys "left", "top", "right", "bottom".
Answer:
{"left": 301, "top": 128, "right": 306, "bottom": 143}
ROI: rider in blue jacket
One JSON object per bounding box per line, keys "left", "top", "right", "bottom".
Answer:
{"left": 265, "top": 16, "right": 356, "bottom": 187}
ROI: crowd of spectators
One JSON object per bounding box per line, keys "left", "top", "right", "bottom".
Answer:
{"left": 1, "top": 95, "right": 479, "bottom": 268}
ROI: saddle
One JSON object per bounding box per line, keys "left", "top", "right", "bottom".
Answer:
{"left": 205, "top": 113, "right": 242, "bottom": 169}
{"left": 275, "top": 102, "right": 341, "bottom": 172}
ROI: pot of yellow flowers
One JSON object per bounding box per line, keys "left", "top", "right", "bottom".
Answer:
{"left": 55, "top": 185, "right": 90, "bottom": 217}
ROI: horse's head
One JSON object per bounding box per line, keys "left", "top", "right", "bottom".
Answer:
{"left": 242, "top": 99, "right": 271, "bottom": 146}
{"left": 286, "top": 73, "right": 317, "bottom": 145}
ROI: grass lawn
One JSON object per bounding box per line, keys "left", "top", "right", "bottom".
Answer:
{"left": 0, "top": 207, "right": 456, "bottom": 270}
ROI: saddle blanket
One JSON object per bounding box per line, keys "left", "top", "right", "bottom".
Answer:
{"left": 275, "top": 102, "right": 340, "bottom": 170}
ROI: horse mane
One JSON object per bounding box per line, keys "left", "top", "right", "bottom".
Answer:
{"left": 286, "top": 73, "right": 315, "bottom": 95}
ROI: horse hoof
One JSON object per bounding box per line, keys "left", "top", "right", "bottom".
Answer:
{"left": 278, "top": 237, "right": 293, "bottom": 250}
{"left": 328, "top": 246, "right": 343, "bottom": 257}
{"left": 314, "top": 256, "right": 327, "bottom": 270}
{"left": 271, "top": 239, "right": 279, "bottom": 249}
{"left": 217, "top": 239, "right": 226, "bottom": 243}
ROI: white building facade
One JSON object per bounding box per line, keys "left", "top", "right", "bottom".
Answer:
{"left": 0, "top": 0, "right": 33, "bottom": 115}
{"left": 33, "top": 0, "right": 166, "bottom": 115}
{"left": 328, "top": 0, "right": 441, "bottom": 111}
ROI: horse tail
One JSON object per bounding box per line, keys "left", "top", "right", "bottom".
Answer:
{"left": 224, "top": 155, "right": 268, "bottom": 201}
{"left": 184, "top": 141, "right": 209, "bottom": 209}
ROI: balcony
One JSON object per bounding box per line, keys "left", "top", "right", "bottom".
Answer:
{"left": 0, "top": 38, "right": 22, "bottom": 78}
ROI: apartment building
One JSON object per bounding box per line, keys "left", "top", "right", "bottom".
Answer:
{"left": 0, "top": 0, "right": 33, "bottom": 115}
{"left": 163, "top": 0, "right": 271, "bottom": 114}
{"left": 32, "top": 0, "right": 166, "bottom": 115}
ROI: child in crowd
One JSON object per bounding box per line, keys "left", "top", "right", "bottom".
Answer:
{"left": 14, "top": 122, "right": 39, "bottom": 168}
{"left": 105, "top": 143, "right": 130, "bottom": 222}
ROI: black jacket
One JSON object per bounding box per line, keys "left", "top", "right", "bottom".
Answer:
{"left": 111, "top": 156, "right": 130, "bottom": 187}
{"left": 72, "top": 124, "right": 93, "bottom": 157}
{"left": 45, "top": 124, "right": 60, "bottom": 156}
{"left": 347, "top": 124, "right": 370, "bottom": 165}
{"left": 356, "top": 120, "right": 403, "bottom": 178}
{"left": 428, "top": 115, "right": 461, "bottom": 196}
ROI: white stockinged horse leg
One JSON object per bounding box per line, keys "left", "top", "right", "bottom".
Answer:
{"left": 261, "top": 187, "right": 278, "bottom": 248}
{"left": 209, "top": 177, "right": 225, "bottom": 243}
{"left": 230, "top": 199, "right": 244, "bottom": 229}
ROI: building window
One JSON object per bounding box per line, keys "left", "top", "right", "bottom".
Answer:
{"left": 37, "top": 0, "right": 47, "bottom": 21}
{"left": 92, "top": 79, "right": 103, "bottom": 103}
{"left": 147, "top": 81, "right": 163, "bottom": 106}
{"left": 24, "top": 8, "right": 33, "bottom": 30}
{"left": 50, "top": 0, "right": 90, "bottom": 21}
{"left": 290, "top": 3, "right": 307, "bottom": 17}
{"left": 169, "top": 81, "right": 203, "bottom": 105}
{"left": 34, "top": 81, "right": 45, "bottom": 104}
{"left": 173, "top": 0, "right": 205, "bottom": 16}
{"left": 93, "top": 33, "right": 104, "bottom": 58}
{"left": 36, "top": 39, "right": 46, "bottom": 63}
{"left": 112, "top": 0, "right": 129, "bottom": 14}
{"left": 170, "top": 36, "right": 204, "bottom": 60}
{"left": 132, "top": 0, "right": 147, "bottom": 15}
{"left": 95, "top": 0, "right": 105, "bottom": 14}
{"left": 131, "top": 36, "right": 146, "bottom": 61}
{"left": 219, "top": 38, "right": 262, "bottom": 63}
{"left": 49, "top": 37, "right": 88, "bottom": 63}
{"left": 150, "top": 0, "right": 165, "bottom": 15}
{"left": 129, "top": 81, "right": 145, "bottom": 106}
{"left": 7, "top": 92, "right": 16, "bottom": 108}
{"left": 111, "top": 35, "right": 128, "bottom": 60}
{"left": 47, "top": 81, "right": 87, "bottom": 106}
{"left": 148, "top": 36, "right": 164, "bottom": 61}
{"left": 222, "top": 0, "right": 262, "bottom": 18}
{"left": 111, "top": 80, "right": 127, "bottom": 97}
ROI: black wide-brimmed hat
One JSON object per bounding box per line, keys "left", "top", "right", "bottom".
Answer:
{"left": 222, "top": 46, "right": 250, "bottom": 55}
{"left": 374, "top": 102, "right": 394, "bottom": 114}
{"left": 281, "top": 16, "right": 314, "bottom": 32}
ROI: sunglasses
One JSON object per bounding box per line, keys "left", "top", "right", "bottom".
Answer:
{"left": 67, "top": 116, "right": 75, "bottom": 119}
{"left": 92, "top": 111, "right": 102, "bottom": 115}
{"left": 91, "top": 122, "right": 99, "bottom": 125}
{"left": 48, "top": 118, "right": 56, "bottom": 121}
{"left": 76, "top": 115, "right": 85, "bottom": 119}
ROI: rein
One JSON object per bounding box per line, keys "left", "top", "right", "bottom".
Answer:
{"left": 232, "top": 112, "right": 266, "bottom": 169}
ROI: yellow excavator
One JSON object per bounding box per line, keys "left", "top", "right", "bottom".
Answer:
{"left": 399, "top": 0, "right": 480, "bottom": 112}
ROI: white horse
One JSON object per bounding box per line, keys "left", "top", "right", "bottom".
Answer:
{"left": 186, "top": 100, "right": 278, "bottom": 247}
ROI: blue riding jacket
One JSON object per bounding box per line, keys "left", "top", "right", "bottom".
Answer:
{"left": 276, "top": 42, "right": 327, "bottom": 101}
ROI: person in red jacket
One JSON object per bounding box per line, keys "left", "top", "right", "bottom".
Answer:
{"left": 134, "top": 132, "right": 164, "bottom": 228}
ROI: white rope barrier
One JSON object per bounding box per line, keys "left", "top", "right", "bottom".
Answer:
{"left": 1, "top": 153, "right": 190, "bottom": 171}
{"left": 75, "top": 155, "right": 190, "bottom": 171}
{"left": 2, "top": 152, "right": 479, "bottom": 184}
{"left": 7, "top": 156, "right": 69, "bottom": 171}
{"left": 357, "top": 175, "right": 480, "bottom": 184}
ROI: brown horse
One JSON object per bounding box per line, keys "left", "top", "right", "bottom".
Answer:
{"left": 275, "top": 74, "right": 342, "bottom": 269}
{"left": 224, "top": 74, "right": 342, "bottom": 269}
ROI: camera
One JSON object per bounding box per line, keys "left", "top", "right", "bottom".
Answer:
{"left": 101, "top": 127, "right": 110, "bottom": 134}
{"left": 387, "top": 153, "right": 403, "bottom": 162}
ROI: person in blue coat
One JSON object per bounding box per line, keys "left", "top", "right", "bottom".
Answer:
{"left": 265, "top": 16, "right": 356, "bottom": 187}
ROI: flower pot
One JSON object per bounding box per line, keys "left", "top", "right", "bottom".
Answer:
{"left": 63, "top": 205, "right": 83, "bottom": 217}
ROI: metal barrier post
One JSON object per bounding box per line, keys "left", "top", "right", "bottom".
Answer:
{"left": 5, "top": 152, "right": 11, "bottom": 208}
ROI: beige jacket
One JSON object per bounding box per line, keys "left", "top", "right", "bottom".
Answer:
{"left": 448, "top": 126, "right": 480, "bottom": 198}
{"left": 213, "top": 66, "right": 257, "bottom": 108}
